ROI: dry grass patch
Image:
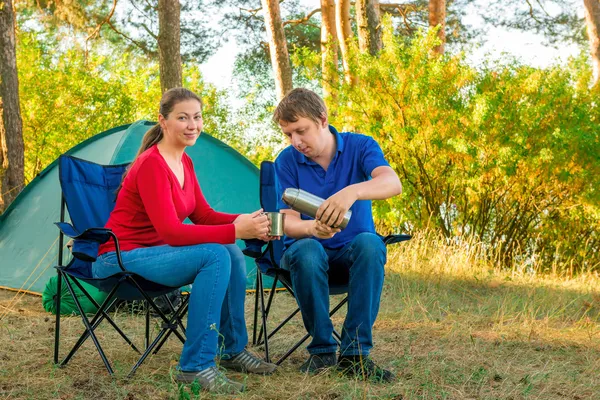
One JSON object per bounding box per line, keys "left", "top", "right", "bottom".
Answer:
{"left": 1, "top": 234, "right": 599, "bottom": 399}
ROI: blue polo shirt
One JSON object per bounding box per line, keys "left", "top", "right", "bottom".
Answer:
{"left": 275, "top": 125, "right": 390, "bottom": 250}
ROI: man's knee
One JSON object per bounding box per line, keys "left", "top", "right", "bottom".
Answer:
{"left": 352, "top": 233, "right": 386, "bottom": 265}
{"left": 284, "top": 238, "right": 328, "bottom": 275}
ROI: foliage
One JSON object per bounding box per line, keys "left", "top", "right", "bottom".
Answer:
{"left": 16, "top": 31, "right": 238, "bottom": 182}
{"left": 483, "top": 0, "right": 586, "bottom": 47}
{"left": 16, "top": 0, "right": 221, "bottom": 63}
{"left": 294, "top": 22, "right": 600, "bottom": 272}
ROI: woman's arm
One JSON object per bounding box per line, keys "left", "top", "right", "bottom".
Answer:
{"left": 137, "top": 157, "right": 236, "bottom": 246}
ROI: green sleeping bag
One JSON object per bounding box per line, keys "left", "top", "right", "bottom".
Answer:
{"left": 42, "top": 275, "right": 108, "bottom": 315}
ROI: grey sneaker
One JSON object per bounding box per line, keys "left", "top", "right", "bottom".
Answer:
{"left": 175, "top": 366, "right": 245, "bottom": 394}
{"left": 219, "top": 349, "right": 277, "bottom": 375}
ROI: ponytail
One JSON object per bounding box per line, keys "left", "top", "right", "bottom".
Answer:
{"left": 114, "top": 87, "right": 202, "bottom": 197}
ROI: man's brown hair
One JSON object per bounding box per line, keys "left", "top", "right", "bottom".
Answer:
{"left": 273, "top": 88, "right": 327, "bottom": 125}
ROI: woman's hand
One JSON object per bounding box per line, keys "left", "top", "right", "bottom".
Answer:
{"left": 233, "top": 209, "right": 270, "bottom": 239}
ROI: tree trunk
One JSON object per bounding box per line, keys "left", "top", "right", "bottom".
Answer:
{"left": 158, "top": 0, "right": 182, "bottom": 93}
{"left": 336, "top": 0, "right": 356, "bottom": 85}
{"left": 356, "top": 0, "right": 382, "bottom": 56}
{"left": 262, "top": 0, "right": 293, "bottom": 101}
{"left": 429, "top": 0, "right": 446, "bottom": 54}
{"left": 584, "top": 0, "right": 600, "bottom": 86}
{"left": 321, "top": 0, "right": 338, "bottom": 99}
{"left": 0, "top": 0, "right": 25, "bottom": 213}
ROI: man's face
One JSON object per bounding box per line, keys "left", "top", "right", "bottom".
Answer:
{"left": 279, "top": 116, "right": 328, "bottom": 160}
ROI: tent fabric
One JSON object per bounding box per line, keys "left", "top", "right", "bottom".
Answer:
{"left": 0, "top": 120, "right": 266, "bottom": 294}
{"left": 42, "top": 275, "right": 108, "bottom": 315}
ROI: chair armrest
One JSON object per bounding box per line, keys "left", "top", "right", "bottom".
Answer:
{"left": 54, "top": 222, "right": 112, "bottom": 242}
{"left": 242, "top": 238, "right": 268, "bottom": 259}
{"left": 54, "top": 223, "right": 126, "bottom": 271}
{"left": 381, "top": 234, "right": 412, "bottom": 246}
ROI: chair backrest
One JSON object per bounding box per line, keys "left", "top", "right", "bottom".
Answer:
{"left": 58, "top": 155, "right": 128, "bottom": 233}
{"left": 57, "top": 156, "right": 128, "bottom": 279}
{"left": 256, "top": 161, "right": 284, "bottom": 272}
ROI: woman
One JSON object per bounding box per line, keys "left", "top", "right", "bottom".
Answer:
{"left": 92, "top": 88, "right": 276, "bottom": 393}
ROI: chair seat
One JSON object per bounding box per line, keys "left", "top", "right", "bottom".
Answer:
{"left": 58, "top": 261, "right": 180, "bottom": 301}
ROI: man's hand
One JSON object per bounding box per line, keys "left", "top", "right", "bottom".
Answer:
{"left": 315, "top": 186, "right": 358, "bottom": 228}
{"left": 258, "top": 234, "right": 280, "bottom": 242}
{"left": 310, "top": 220, "right": 341, "bottom": 239}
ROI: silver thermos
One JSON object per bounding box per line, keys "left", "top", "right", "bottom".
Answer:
{"left": 282, "top": 188, "right": 352, "bottom": 229}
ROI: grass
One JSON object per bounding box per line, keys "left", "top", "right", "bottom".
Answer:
{"left": 1, "top": 231, "right": 599, "bottom": 399}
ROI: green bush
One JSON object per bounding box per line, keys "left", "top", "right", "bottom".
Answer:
{"left": 311, "top": 24, "right": 599, "bottom": 272}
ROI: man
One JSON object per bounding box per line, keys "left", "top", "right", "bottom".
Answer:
{"left": 273, "top": 88, "right": 402, "bottom": 382}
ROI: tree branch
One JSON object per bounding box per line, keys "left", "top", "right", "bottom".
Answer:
{"left": 140, "top": 22, "right": 158, "bottom": 40}
{"left": 240, "top": 0, "right": 285, "bottom": 14}
{"left": 85, "top": 0, "right": 118, "bottom": 43}
{"left": 525, "top": 0, "right": 542, "bottom": 24}
{"left": 283, "top": 8, "right": 321, "bottom": 26}
{"left": 107, "top": 20, "right": 157, "bottom": 57}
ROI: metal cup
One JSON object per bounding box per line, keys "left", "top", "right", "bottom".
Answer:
{"left": 263, "top": 212, "right": 285, "bottom": 236}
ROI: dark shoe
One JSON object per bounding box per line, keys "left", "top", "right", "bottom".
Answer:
{"left": 219, "top": 349, "right": 277, "bottom": 375}
{"left": 175, "top": 366, "right": 245, "bottom": 393}
{"left": 337, "top": 355, "right": 396, "bottom": 383}
{"left": 300, "top": 352, "right": 337, "bottom": 374}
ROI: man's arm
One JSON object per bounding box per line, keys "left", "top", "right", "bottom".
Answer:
{"left": 281, "top": 209, "right": 341, "bottom": 239}
{"left": 349, "top": 166, "right": 402, "bottom": 201}
{"left": 316, "top": 166, "right": 402, "bottom": 228}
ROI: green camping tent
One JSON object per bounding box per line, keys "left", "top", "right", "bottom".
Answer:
{"left": 0, "top": 120, "right": 266, "bottom": 294}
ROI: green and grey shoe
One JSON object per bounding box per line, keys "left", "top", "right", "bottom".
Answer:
{"left": 337, "top": 355, "right": 396, "bottom": 383}
{"left": 175, "top": 366, "right": 245, "bottom": 394}
{"left": 219, "top": 349, "right": 277, "bottom": 375}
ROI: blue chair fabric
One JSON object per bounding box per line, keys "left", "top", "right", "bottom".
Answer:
{"left": 53, "top": 155, "right": 189, "bottom": 377}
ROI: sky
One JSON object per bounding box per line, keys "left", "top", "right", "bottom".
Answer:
{"left": 198, "top": 0, "right": 585, "bottom": 91}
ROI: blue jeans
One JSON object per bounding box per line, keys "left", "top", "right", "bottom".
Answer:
{"left": 281, "top": 232, "right": 386, "bottom": 356}
{"left": 92, "top": 243, "right": 248, "bottom": 371}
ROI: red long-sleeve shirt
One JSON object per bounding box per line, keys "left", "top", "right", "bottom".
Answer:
{"left": 98, "top": 145, "right": 239, "bottom": 255}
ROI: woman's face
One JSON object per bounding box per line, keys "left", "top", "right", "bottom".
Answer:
{"left": 159, "top": 99, "right": 203, "bottom": 148}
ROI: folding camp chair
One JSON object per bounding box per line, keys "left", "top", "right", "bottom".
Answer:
{"left": 53, "top": 155, "right": 189, "bottom": 378}
{"left": 244, "top": 161, "right": 411, "bottom": 365}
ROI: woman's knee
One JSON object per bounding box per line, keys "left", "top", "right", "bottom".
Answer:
{"left": 194, "top": 244, "right": 232, "bottom": 279}
{"left": 224, "top": 244, "right": 246, "bottom": 279}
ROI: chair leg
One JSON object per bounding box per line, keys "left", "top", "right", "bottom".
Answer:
{"left": 257, "top": 272, "right": 271, "bottom": 363}
{"left": 68, "top": 277, "right": 141, "bottom": 354}
{"left": 165, "top": 293, "right": 187, "bottom": 335}
{"left": 127, "top": 296, "right": 189, "bottom": 378}
{"left": 257, "top": 275, "right": 279, "bottom": 345}
{"left": 54, "top": 271, "right": 62, "bottom": 365}
{"left": 128, "top": 328, "right": 170, "bottom": 379}
{"left": 60, "top": 287, "right": 128, "bottom": 367}
{"left": 252, "top": 272, "right": 260, "bottom": 345}
{"left": 61, "top": 275, "right": 114, "bottom": 375}
{"left": 128, "top": 277, "right": 186, "bottom": 344}
{"left": 145, "top": 302, "right": 150, "bottom": 349}
{"left": 152, "top": 298, "right": 189, "bottom": 355}
{"left": 263, "top": 307, "right": 301, "bottom": 343}
{"left": 276, "top": 333, "right": 310, "bottom": 366}
{"left": 275, "top": 295, "right": 349, "bottom": 365}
